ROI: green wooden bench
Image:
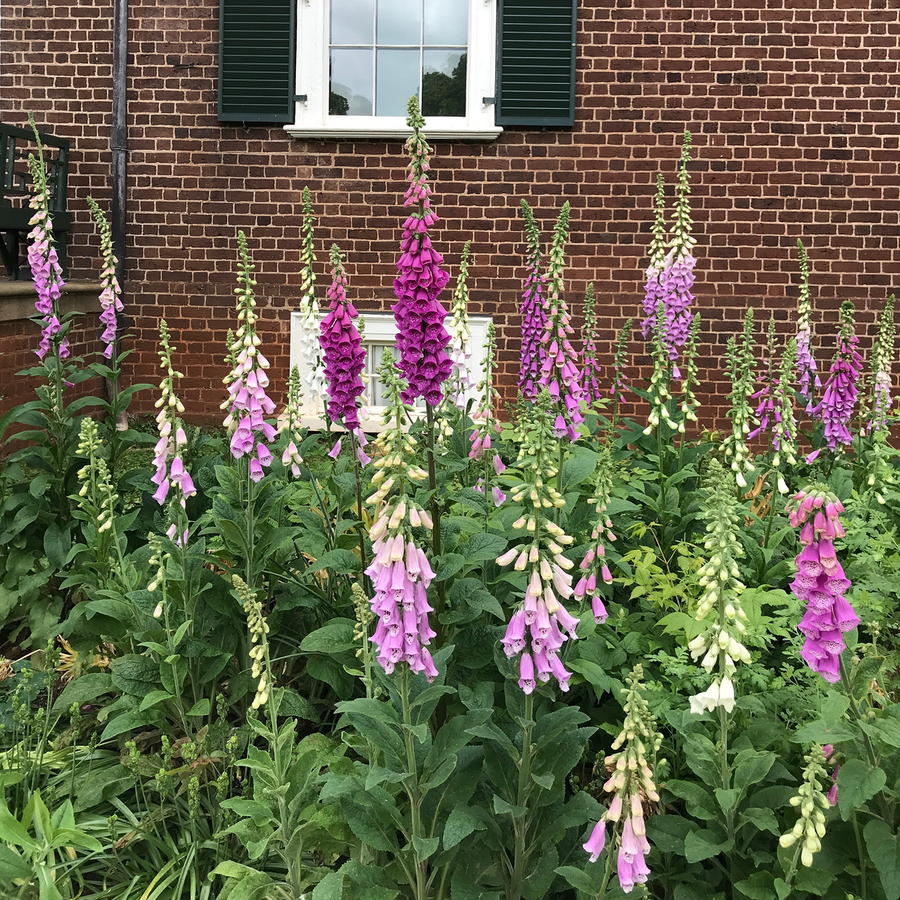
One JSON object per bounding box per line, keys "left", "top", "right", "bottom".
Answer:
{"left": 0, "top": 123, "right": 71, "bottom": 280}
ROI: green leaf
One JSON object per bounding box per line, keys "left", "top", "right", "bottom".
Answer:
{"left": 100, "top": 709, "right": 161, "bottom": 741}
{"left": 221, "top": 798, "right": 277, "bottom": 828}
{"left": 109, "top": 654, "right": 160, "bottom": 696}
{"left": 684, "top": 828, "right": 730, "bottom": 863}
{"left": 733, "top": 871, "right": 776, "bottom": 900}
{"left": 301, "top": 619, "right": 357, "bottom": 654}
{"left": 493, "top": 794, "right": 527, "bottom": 818}
{"left": 51, "top": 673, "right": 113, "bottom": 713}
{"left": 0, "top": 803, "right": 39, "bottom": 852}
{"left": 715, "top": 788, "right": 739, "bottom": 812}
{"left": 412, "top": 835, "right": 440, "bottom": 860}
{"left": 435, "top": 553, "right": 466, "bottom": 581}
{"left": 646, "top": 815, "right": 694, "bottom": 855}
{"left": 459, "top": 532, "right": 508, "bottom": 562}
{"left": 820, "top": 691, "right": 850, "bottom": 727}
{"left": 186, "top": 698, "right": 211, "bottom": 717}
{"left": 139, "top": 690, "right": 175, "bottom": 712}
{"left": 732, "top": 750, "right": 776, "bottom": 796}
{"left": 306, "top": 548, "right": 360, "bottom": 576}
{"left": 561, "top": 448, "right": 598, "bottom": 490}
{"left": 531, "top": 772, "right": 554, "bottom": 790}
{"left": 312, "top": 870, "right": 345, "bottom": 900}
{"left": 665, "top": 780, "right": 716, "bottom": 819}
{"left": 852, "top": 656, "right": 885, "bottom": 699}
{"left": 443, "top": 804, "right": 485, "bottom": 851}
{"left": 792, "top": 720, "right": 856, "bottom": 745}
{"left": 739, "top": 807, "right": 780, "bottom": 836}
{"left": 837, "top": 759, "right": 886, "bottom": 820}
{"left": 341, "top": 796, "right": 399, "bottom": 852}
{"left": 554, "top": 866, "right": 596, "bottom": 895}
{"left": 865, "top": 818, "right": 900, "bottom": 900}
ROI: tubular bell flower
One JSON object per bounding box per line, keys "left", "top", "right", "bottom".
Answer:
{"left": 364, "top": 350, "right": 438, "bottom": 681}
{"left": 574, "top": 445, "right": 616, "bottom": 623}
{"left": 584, "top": 665, "right": 660, "bottom": 896}
{"left": 538, "top": 202, "right": 586, "bottom": 441}
{"left": 643, "top": 301, "right": 679, "bottom": 435}
{"left": 276, "top": 365, "right": 305, "bottom": 478}
{"left": 86, "top": 197, "right": 124, "bottom": 360}
{"left": 580, "top": 284, "right": 605, "bottom": 405}
{"left": 722, "top": 309, "right": 758, "bottom": 488}
{"left": 519, "top": 200, "right": 548, "bottom": 400}
{"left": 641, "top": 174, "right": 668, "bottom": 342}
{"left": 795, "top": 240, "right": 820, "bottom": 412}
{"left": 296, "top": 187, "right": 327, "bottom": 402}
{"left": 320, "top": 244, "right": 366, "bottom": 433}
{"left": 495, "top": 393, "right": 579, "bottom": 693}
{"left": 779, "top": 745, "right": 831, "bottom": 867}
{"left": 688, "top": 459, "right": 752, "bottom": 714}
{"left": 392, "top": 97, "right": 452, "bottom": 407}
{"left": 610, "top": 318, "right": 633, "bottom": 406}
{"left": 221, "top": 232, "right": 277, "bottom": 481}
{"left": 867, "top": 293, "right": 895, "bottom": 434}
{"left": 469, "top": 321, "right": 501, "bottom": 460}
{"left": 27, "top": 135, "right": 68, "bottom": 361}
{"left": 786, "top": 486, "right": 857, "bottom": 682}
{"left": 812, "top": 301, "right": 863, "bottom": 451}
{"left": 446, "top": 241, "right": 475, "bottom": 407}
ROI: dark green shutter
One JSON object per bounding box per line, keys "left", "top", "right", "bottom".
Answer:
{"left": 496, "top": 0, "right": 577, "bottom": 127}
{"left": 218, "top": 0, "right": 296, "bottom": 123}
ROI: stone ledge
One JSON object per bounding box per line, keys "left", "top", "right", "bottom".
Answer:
{"left": 0, "top": 280, "right": 101, "bottom": 323}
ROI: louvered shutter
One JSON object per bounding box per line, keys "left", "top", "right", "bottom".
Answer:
{"left": 218, "top": 0, "right": 296, "bottom": 123}
{"left": 495, "top": 0, "right": 577, "bottom": 127}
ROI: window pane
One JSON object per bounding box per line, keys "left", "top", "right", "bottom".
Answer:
{"left": 422, "top": 50, "right": 466, "bottom": 117}
{"left": 331, "top": 0, "right": 374, "bottom": 45}
{"left": 424, "top": 0, "right": 467, "bottom": 45}
{"left": 377, "top": 0, "right": 422, "bottom": 45}
{"left": 330, "top": 49, "right": 374, "bottom": 115}
{"left": 376, "top": 49, "right": 419, "bottom": 115}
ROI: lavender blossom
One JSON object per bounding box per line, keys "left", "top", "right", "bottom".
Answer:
{"left": 868, "top": 293, "right": 895, "bottom": 434}
{"left": 519, "top": 200, "right": 548, "bottom": 399}
{"left": 795, "top": 240, "right": 821, "bottom": 411}
{"left": 640, "top": 174, "right": 668, "bottom": 341}
{"left": 221, "top": 232, "right": 277, "bottom": 482}
{"left": 392, "top": 97, "right": 452, "bottom": 407}
{"left": 296, "top": 188, "right": 327, "bottom": 402}
{"left": 538, "top": 202, "right": 586, "bottom": 441}
{"left": 610, "top": 318, "right": 633, "bottom": 406}
{"left": 320, "top": 245, "right": 366, "bottom": 433}
{"left": 574, "top": 446, "right": 616, "bottom": 623}
{"left": 86, "top": 197, "right": 124, "bottom": 360}
{"left": 580, "top": 284, "right": 605, "bottom": 405}
{"left": 277, "top": 365, "right": 305, "bottom": 478}
{"left": 446, "top": 241, "right": 475, "bottom": 407}
{"left": 469, "top": 321, "right": 501, "bottom": 461}
{"left": 722, "top": 310, "right": 758, "bottom": 488}
{"left": 27, "top": 143, "right": 68, "bottom": 360}
{"left": 811, "top": 301, "right": 862, "bottom": 451}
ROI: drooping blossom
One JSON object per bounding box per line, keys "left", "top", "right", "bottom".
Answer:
{"left": 779, "top": 745, "right": 832, "bottom": 868}
{"left": 296, "top": 188, "right": 327, "bottom": 403}
{"left": 811, "top": 301, "right": 863, "bottom": 451}
{"left": 27, "top": 138, "right": 68, "bottom": 361}
{"left": 392, "top": 96, "right": 452, "bottom": 407}
{"left": 276, "top": 365, "right": 305, "bottom": 478}
{"left": 538, "top": 202, "right": 586, "bottom": 441}
{"left": 676, "top": 313, "right": 702, "bottom": 433}
{"left": 722, "top": 309, "right": 758, "bottom": 488}
{"left": 687, "top": 459, "right": 752, "bottom": 715}
{"left": 643, "top": 301, "right": 679, "bottom": 435}
{"left": 574, "top": 446, "right": 616, "bottom": 623}
{"left": 584, "top": 665, "right": 660, "bottom": 896}
{"left": 320, "top": 245, "right": 366, "bottom": 433}
{"left": 580, "top": 284, "right": 605, "bottom": 405}
{"left": 220, "top": 232, "right": 277, "bottom": 482}
{"left": 519, "top": 200, "right": 548, "bottom": 399}
{"left": 152, "top": 320, "right": 195, "bottom": 546}
{"left": 86, "top": 197, "right": 124, "bottom": 360}
{"left": 445, "top": 241, "right": 475, "bottom": 407}
{"left": 868, "top": 293, "right": 895, "bottom": 435}
{"left": 640, "top": 174, "right": 668, "bottom": 342}
{"left": 787, "top": 486, "right": 857, "bottom": 682}
{"left": 495, "top": 394, "right": 579, "bottom": 693}
{"left": 364, "top": 350, "right": 438, "bottom": 680}
{"left": 610, "top": 318, "right": 633, "bottom": 407}
{"left": 469, "top": 321, "right": 501, "bottom": 462}
{"left": 795, "top": 240, "right": 821, "bottom": 412}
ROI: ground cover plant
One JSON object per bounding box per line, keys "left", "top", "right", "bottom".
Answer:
{"left": 3, "top": 106, "right": 900, "bottom": 900}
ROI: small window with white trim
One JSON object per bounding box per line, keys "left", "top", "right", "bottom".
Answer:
{"left": 289, "top": 310, "right": 492, "bottom": 429}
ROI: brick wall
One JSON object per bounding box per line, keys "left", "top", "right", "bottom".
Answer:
{"left": 2, "top": 0, "right": 899, "bottom": 428}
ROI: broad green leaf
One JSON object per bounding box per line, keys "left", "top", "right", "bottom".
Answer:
{"left": 715, "top": 788, "right": 739, "bottom": 812}
{"left": 791, "top": 720, "right": 856, "bottom": 745}
{"left": 443, "top": 804, "right": 485, "bottom": 851}
{"left": 733, "top": 872, "right": 776, "bottom": 900}
{"left": 458, "top": 532, "right": 508, "bottom": 562}
{"left": 554, "top": 866, "right": 596, "bottom": 895}
{"left": 306, "top": 548, "right": 360, "bottom": 576}
{"left": 301, "top": 619, "right": 357, "bottom": 654}
{"left": 51, "top": 673, "right": 113, "bottom": 713}
{"left": 684, "top": 827, "right": 730, "bottom": 864}
{"left": 665, "top": 780, "right": 716, "bottom": 819}
{"left": 838, "top": 759, "right": 887, "bottom": 820}
{"left": 312, "top": 870, "right": 345, "bottom": 900}
{"left": 865, "top": 819, "right": 900, "bottom": 900}
{"left": 186, "top": 698, "right": 211, "bottom": 717}
{"left": 109, "top": 654, "right": 160, "bottom": 696}
{"left": 139, "top": 690, "right": 175, "bottom": 712}
{"left": 732, "top": 750, "right": 776, "bottom": 795}
{"left": 739, "top": 807, "right": 779, "bottom": 836}
{"left": 412, "top": 835, "right": 440, "bottom": 860}
{"left": 561, "top": 448, "right": 598, "bottom": 490}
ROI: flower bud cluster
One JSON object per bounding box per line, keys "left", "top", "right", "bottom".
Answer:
{"left": 296, "top": 187, "right": 327, "bottom": 402}
{"left": 643, "top": 301, "right": 679, "bottom": 435}
{"left": 538, "top": 202, "right": 586, "bottom": 442}
{"left": 221, "top": 232, "right": 277, "bottom": 481}
{"left": 364, "top": 351, "right": 438, "bottom": 681}
{"left": 446, "top": 241, "right": 475, "bottom": 408}
{"left": 87, "top": 197, "right": 124, "bottom": 360}
{"left": 722, "top": 310, "right": 758, "bottom": 488}
{"left": 640, "top": 174, "right": 668, "bottom": 343}
{"left": 794, "top": 241, "right": 821, "bottom": 412}
{"left": 688, "top": 460, "right": 751, "bottom": 715}
{"left": 787, "top": 486, "right": 857, "bottom": 683}
{"left": 147, "top": 534, "right": 170, "bottom": 616}
{"left": 233, "top": 575, "right": 272, "bottom": 710}
{"left": 496, "top": 396, "right": 579, "bottom": 693}
{"left": 868, "top": 294, "right": 895, "bottom": 435}
{"left": 580, "top": 284, "right": 605, "bottom": 405}
{"left": 75, "top": 418, "right": 118, "bottom": 537}
{"left": 574, "top": 446, "right": 616, "bottom": 623}
{"left": 276, "top": 365, "right": 305, "bottom": 478}
{"left": 518, "top": 200, "right": 548, "bottom": 400}
{"left": 778, "top": 745, "right": 830, "bottom": 867}
{"left": 610, "top": 318, "right": 633, "bottom": 405}
{"left": 584, "top": 665, "right": 661, "bottom": 894}
{"left": 469, "top": 321, "right": 501, "bottom": 462}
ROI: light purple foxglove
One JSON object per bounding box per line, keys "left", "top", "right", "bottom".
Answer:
{"left": 87, "top": 197, "right": 124, "bottom": 360}
{"left": 392, "top": 97, "right": 452, "bottom": 407}
{"left": 795, "top": 240, "right": 821, "bottom": 411}
{"left": 320, "top": 245, "right": 366, "bottom": 433}
{"left": 574, "top": 446, "right": 616, "bottom": 623}
{"left": 519, "top": 200, "right": 548, "bottom": 399}
{"left": 640, "top": 174, "right": 668, "bottom": 341}
{"left": 580, "top": 284, "right": 605, "bottom": 405}
{"left": 868, "top": 294, "right": 895, "bottom": 434}
{"left": 811, "top": 301, "right": 862, "bottom": 451}
{"left": 277, "top": 366, "right": 305, "bottom": 478}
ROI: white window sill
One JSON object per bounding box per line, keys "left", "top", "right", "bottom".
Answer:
{"left": 283, "top": 124, "right": 503, "bottom": 142}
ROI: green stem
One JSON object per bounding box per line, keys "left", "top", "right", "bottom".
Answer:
{"left": 399, "top": 667, "right": 429, "bottom": 900}
{"left": 852, "top": 811, "right": 869, "bottom": 900}
{"left": 509, "top": 692, "right": 535, "bottom": 900}
{"left": 595, "top": 841, "right": 617, "bottom": 900}
{"left": 424, "top": 405, "right": 446, "bottom": 629}
{"left": 348, "top": 428, "right": 370, "bottom": 593}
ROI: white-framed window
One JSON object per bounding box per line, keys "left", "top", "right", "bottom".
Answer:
{"left": 286, "top": 0, "right": 503, "bottom": 141}
{"left": 289, "top": 310, "right": 492, "bottom": 430}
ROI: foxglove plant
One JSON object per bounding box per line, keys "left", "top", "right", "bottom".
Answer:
{"left": 221, "top": 232, "right": 277, "bottom": 482}
{"left": 86, "top": 197, "right": 123, "bottom": 360}
{"left": 749, "top": 317, "right": 780, "bottom": 447}
{"left": 779, "top": 745, "right": 831, "bottom": 869}
{"left": 152, "top": 320, "right": 195, "bottom": 546}
{"left": 519, "top": 200, "right": 548, "bottom": 399}
{"left": 446, "top": 241, "right": 475, "bottom": 407}
{"left": 786, "top": 486, "right": 857, "bottom": 682}
{"left": 640, "top": 174, "right": 668, "bottom": 342}
{"left": 795, "top": 240, "right": 820, "bottom": 412}
{"left": 538, "top": 202, "right": 585, "bottom": 441}
{"left": 811, "top": 301, "right": 862, "bottom": 451}
{"left": 392, "top": 96, "right": 452, "bottom": 407}
{"left": 688, "top": 459, "right": 752, "bottom": 714}
{"left": 580, "top": 284, "right": 605, "bottom": 406}
{"left": 867, "top": 293, "right": 895, "bottom": 435}
{"left": 296, "top": 187, "right": 326, "bottom": 403}
{"left": 642, "top": 301, "right": 679, "bottom": 436}
{"left": 574, "top": 445, "right": 616, "bottom": 623}
{"left": 610, "top": 318, "right": 633, "bottom": 405}
{"left": 772, "top": 338, "right": 800, "bottom": 492}
{"left": 584, "top": 665, "right": 661, "bottom": 895}
{"left": 722, "top": 309, "right": 758, "bottom": 488}
{"left": 469, "top": 322, "right": 505, "bottom": 507}
{"left": 676, "top": 312, "right": 702, "bottom": 434}
{"left": 495, "top": 392, "right": 579, "bottom": 694}
{"left": 320, "top": 244, "right": 366, "bottom": 434}
{"left": 276, "top": 365, "right": 305, "bottom": 478}
{"left": 364, "top": 350, "right": 438, "bottom": 681}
